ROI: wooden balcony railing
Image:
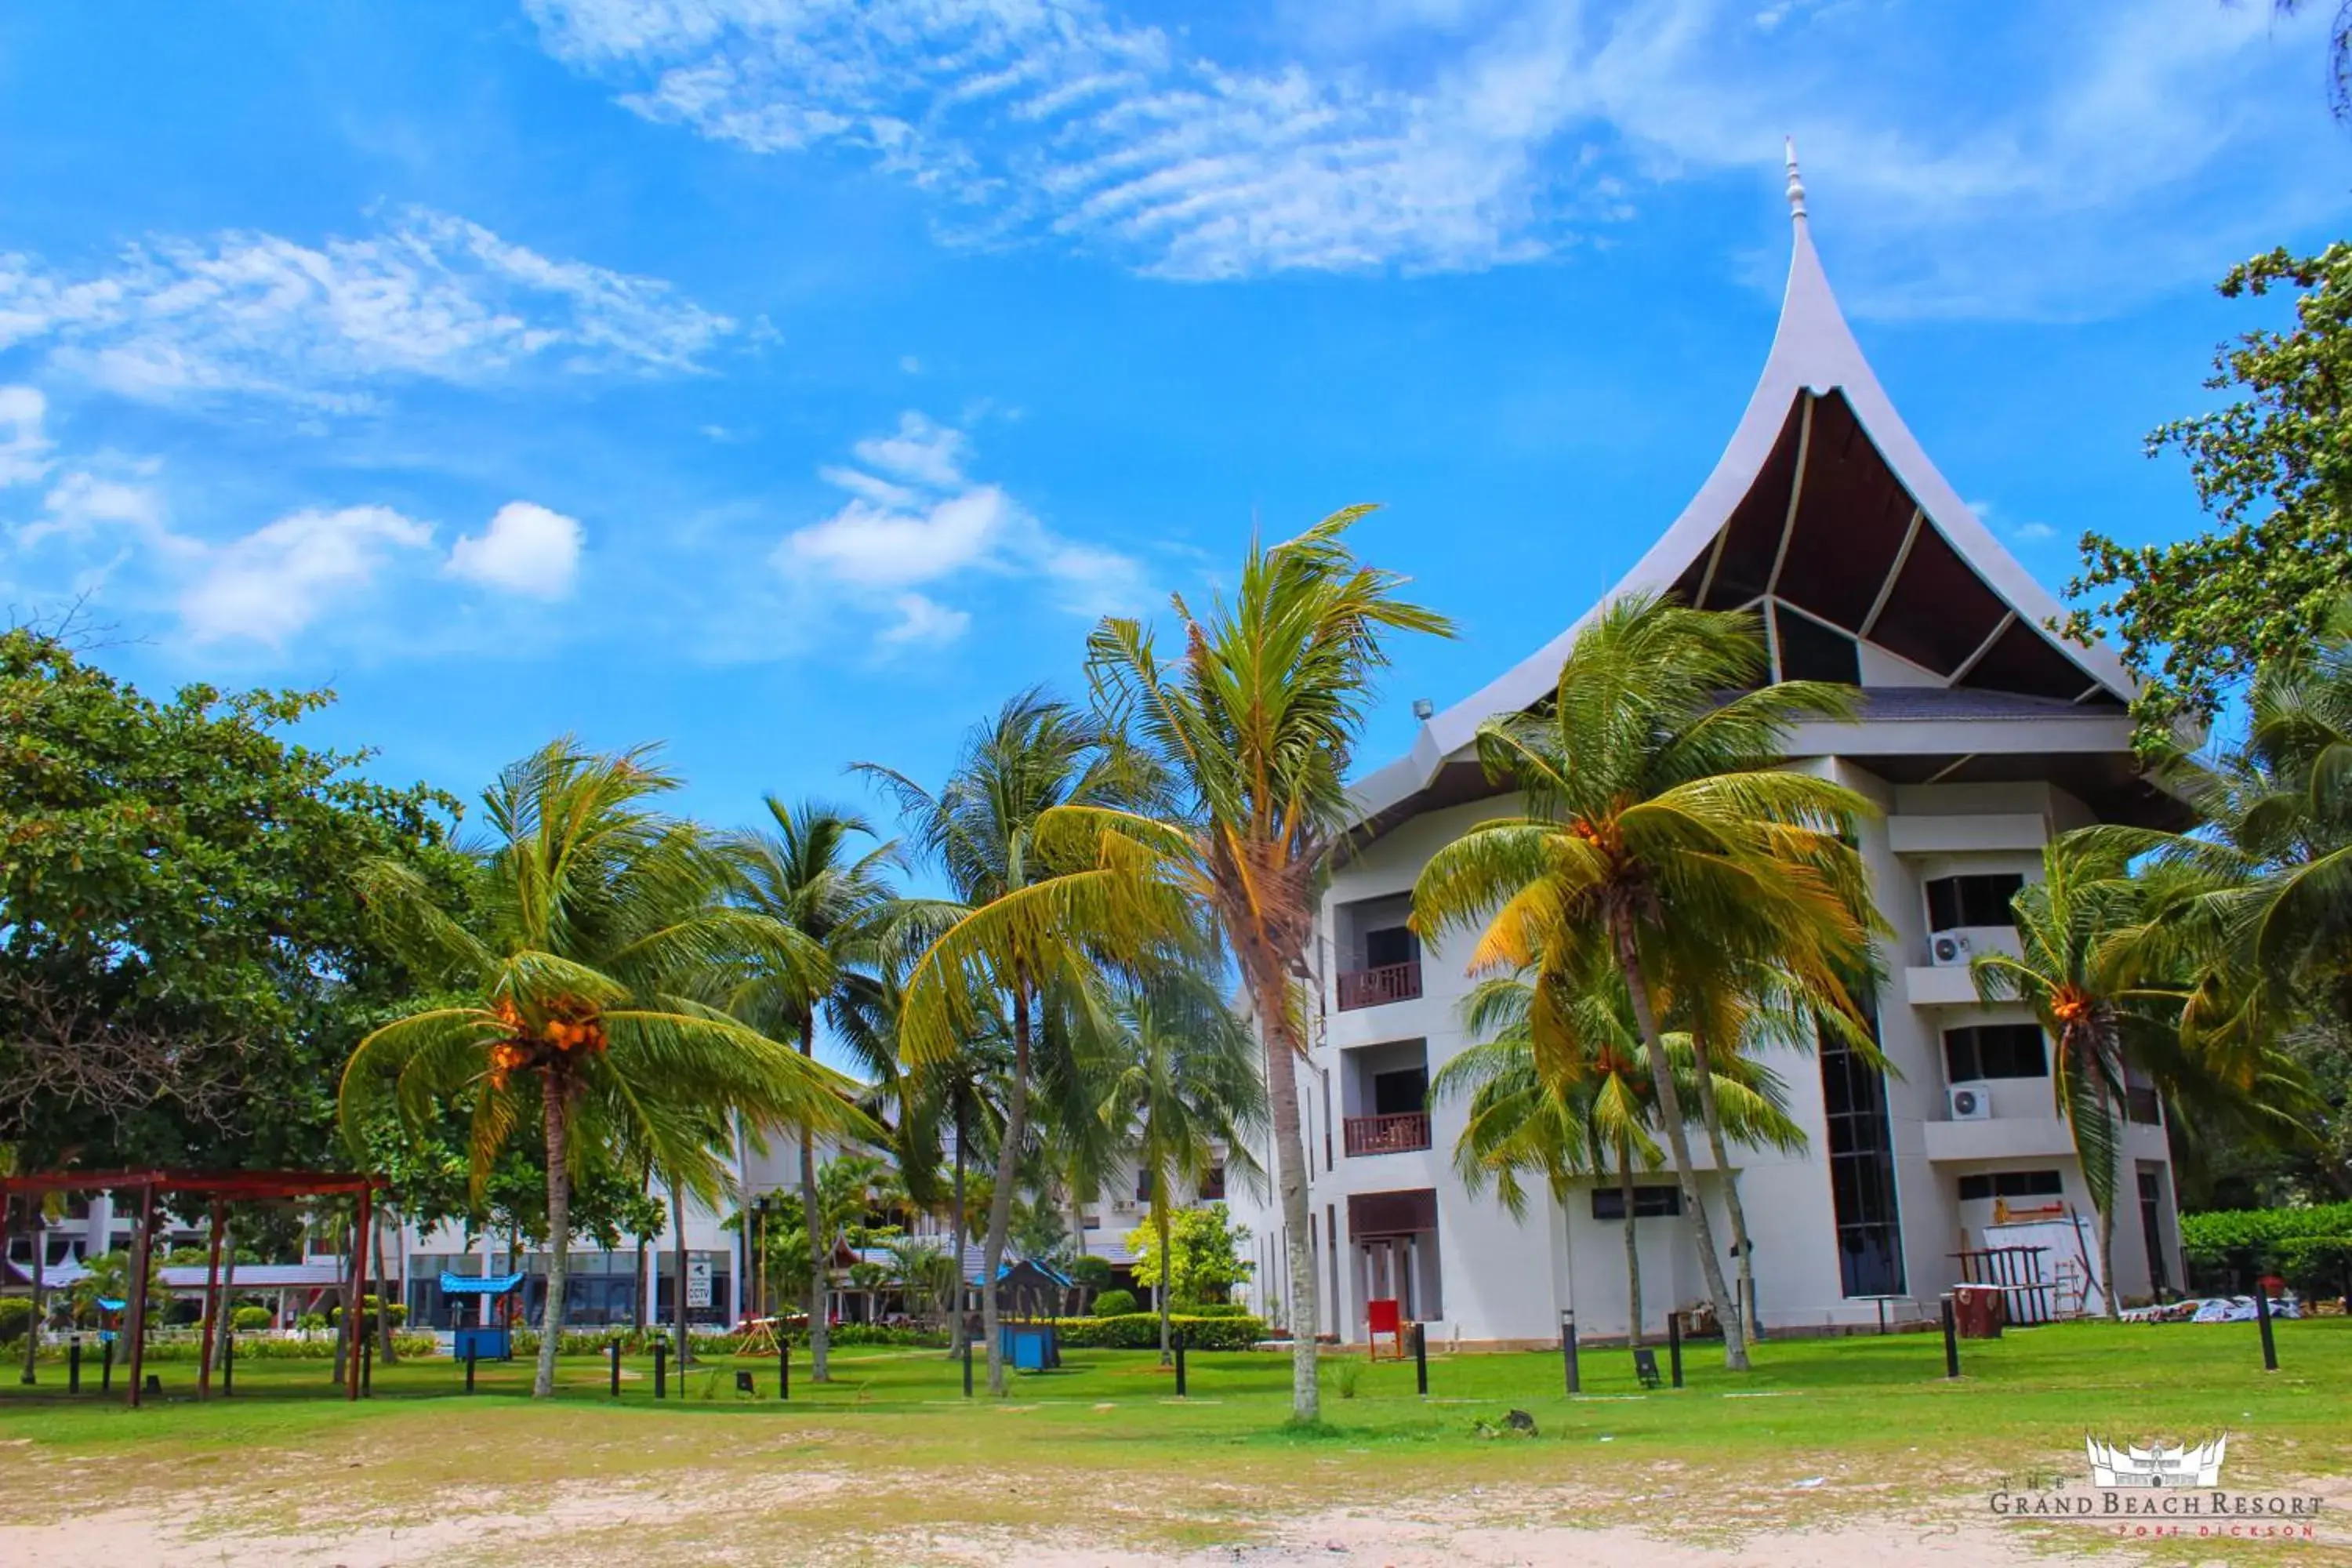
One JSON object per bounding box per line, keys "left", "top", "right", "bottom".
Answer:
{"left": 1335, "top": 960, "right": 1421, "bottom": 1011}
{"left": 1343, "top": 1111, "right": 1432, "bottom": 1157}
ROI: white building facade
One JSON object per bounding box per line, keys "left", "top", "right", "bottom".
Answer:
{"left": 1228, "top": 154, "right": 2186, "bottom": 1347}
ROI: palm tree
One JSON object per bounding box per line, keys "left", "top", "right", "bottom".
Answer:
{"left": 724, "top": 797, "right": 900, "bottom": 1382}
{"left": 1032, "top": 506, "right": 1453, "bottom": 1421}
{"left": 1436, "top": 966, "right": 1803, "bottom": 1345}
{"left": 1412, "top": 594, "right": 1875, "bottom": 1370}
{"left": 1970, "top": 840, "right": 2191, "bottom": 1319}
{"left": 860, "top": 691, "right": 1152, "bottom": 1396}
{"left": 1098, "top": 973, "right": 1269, "bottom": 1362}
{"left": 339, "top": 740, "right": 871, "bottom": 1396}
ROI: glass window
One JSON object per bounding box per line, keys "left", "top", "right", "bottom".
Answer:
{"left": 1372, "top": 1067, "right": 1428, "bottom": 1116}
{"left": 1943, "top": 1024, "right": 2049, "bottom": 1081}
{"left": 1926, "top": 873, "right": 2025, "bottom": 931}
{"left": 1819, "top": 1007, "right": 1905, "bottom": 1297}
{"left": 1958, "top": 1170, "right": 2063, "bottom": 1202}
{"left": 1591, "top": 1185, "right": 1682, "bottom": 1220}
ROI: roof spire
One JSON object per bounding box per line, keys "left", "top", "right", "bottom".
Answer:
{"left": 1784, "top": 135, "right": 1807, "bottom": 224}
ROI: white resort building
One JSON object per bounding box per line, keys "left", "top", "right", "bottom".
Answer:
{"left": 1225, "top": 152, "right": 2187, "bottom": 1346}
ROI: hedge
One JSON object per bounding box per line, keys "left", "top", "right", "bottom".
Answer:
{"left": 2180, "top": 1203, "right": 2352, "bottom": 1291}
{"left": 1049, "top": 1312, "right": 1269, "bottom": 1351}
{"left": 1090, "top": 1289, "right": 1138, "bottom": 1318}
{"left": 138, "top": 1333, "right": 439, "bottom": 1361}
{"left": 0, "top": 1298, "right": 30, "bottom": 1344}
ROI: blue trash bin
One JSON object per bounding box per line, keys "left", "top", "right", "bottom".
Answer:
{"left": 998, "top": 1323, "right": 1061, "bottom": 1371}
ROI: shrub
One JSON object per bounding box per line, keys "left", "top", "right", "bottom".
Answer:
{"left": 1184, "top": 1302, "right": 1249, "bottom": 1318}
{"left": 230, "top": 1305, "right": 274, "bottom": 1332}
{"left": 1051, "top": 1312, "right": 1266, "bottom": 1351}
{"left": 1067, "top": 1255, "right": 1113, "bottom": 1292}
{"left": 2180, "top": 1203, "right": 2352, "bottom": 1290}
{"left": 0, "top": 1298, "right": 31, "bottom": 1345}
{"left": 140, "top": 1332, "right": 437, "bottom": 1361}
{"left": 1091, "top": 1289, "right": 1138, "bottom": 1318}
{"left": 296, "top": 1312, "right": 328, "bottom": 1333}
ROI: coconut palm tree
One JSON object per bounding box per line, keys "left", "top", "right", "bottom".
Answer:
{"left": 339, "top": 740, "right": 872, "bottom": 1397}
{"left": 859, "top": 691, "right": 1155, "bottom": 1395}
{"left": 1436, "top": 965, "right": 1804, "bottom": 1345}
{"left": 1098, "top": 972, "right": 1269, "bottom": 1362}
{"left": 1029, "top": 506, "right": 1453, "bottom": 1421}
{"left": 1411, "top": 594, "right": 1875, "bottom": 1370}
{"left": 723, "top": 797, "right": 901, "bottom": 1382}
{"left": 1969, "top": 840, "right": 2192, "bottom": 1319}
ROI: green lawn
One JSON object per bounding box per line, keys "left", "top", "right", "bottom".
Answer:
{"left": 3, "top": 1322, "right": 2348, "bottom": 1563}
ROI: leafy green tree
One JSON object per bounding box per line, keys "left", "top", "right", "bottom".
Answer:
{"left": 1412, "top": 596, "right": 1874, "bottom": 1370}
{"left": 339, "top": 739, "right": 870, "bottom": 1397}
{"left": 1036, "top": 506, "right": 1453, "bottom": 1421}
{"left": 724, "top": 797, "right": 901, "bottom": 1382}
{"left": 0, "top": 626, "right": 459, "bottom": 1171}
{"left": 2063, "top": 245, "right": 2352, "bottom": 738}
{"left": 862, "top": 691, "right": 1152, "bottom": 1396}
{"left": 1098, "top": 975, "right": 1266, "bottom": 1361}
{"left": 1127, "top": 1203, "right": 1255, "bottom": 1315}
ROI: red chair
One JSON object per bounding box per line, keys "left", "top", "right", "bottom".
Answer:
{"left": 1367, "top": 1298, "right": 1406, "bottom": 1360}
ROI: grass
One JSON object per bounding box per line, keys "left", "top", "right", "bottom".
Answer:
{"left": 3, "top": 1321, "right": 2349, "bottom": 1563}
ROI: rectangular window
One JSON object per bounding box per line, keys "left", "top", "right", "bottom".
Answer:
{"left": 1199, "top": 1166, "right": 1226, "bottom": 1202}
{"left": 1363, "top": 925, "right": 1418, "bottom": 969}
{"left": 1820, "top": 1007, "right": 1906, "bottom": 1297}
{"left": 1957, "top": 1170, "right": 2063, "bottom": 1202}
{"left": 1926, "top": 873, "right": 2025, "bottom": 931}
{"left": 1943, "top": 1024, "right": 2049, "bottom": 1082}
{"left": 1371, "top": 1066, "right": 1429, "bottom": 1117}
{"left": 1134, "top": 1167, "right": 1153, "bottom": 1202}
{"left": 1591, "top": 1185, "right": 1682, "bottom": 1221}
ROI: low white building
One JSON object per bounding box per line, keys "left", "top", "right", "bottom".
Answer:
{"left": 1226, "top": 153, "right": 2187, "bottom": 1346}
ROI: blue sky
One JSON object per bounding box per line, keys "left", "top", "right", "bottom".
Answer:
{"left": 2, "top": 0, "right": 2346, "bottom": 841}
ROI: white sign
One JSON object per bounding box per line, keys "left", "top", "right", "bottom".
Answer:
{"left": 686, "top": 1257, "right": 713, "bottom": 1308}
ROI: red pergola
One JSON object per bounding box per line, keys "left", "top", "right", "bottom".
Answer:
{"left": 1, "top": 1168, "right": 386, "bottom": 1408}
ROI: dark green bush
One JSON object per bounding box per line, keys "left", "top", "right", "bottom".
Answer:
{"left": 1051, "top": 1312, "right": 1267, "bottom": 1351}
{"left": 0, "top": 1298, "right": 31, "bottom": 1344}
{"left": 2180, "top": 1203, "right": 2352, "bottom": 1291}
{"left": 1090, "top": 1289, "right": 1138, "bottom": 1318}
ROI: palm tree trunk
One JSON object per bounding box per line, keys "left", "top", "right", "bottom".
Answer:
{"left": 799, "top": 1015, "right": 832, "bottom": 1382}
{"left": 20, "top": 1215, "right": 40, "bottom": 1385}
{"left": 1688, "top": 1025, "right": 1759, "bottom": 1345}
{"left": 671, "top": 1185, "right": 690, "bottom": 1370}
{"left": 212, "top": 1217, "right": 238, "bottom": 1378}
{"left": 1613, "top": 915, "right": 1748, "bottom": 1370}
{"left": 372, "top": 1210, "right": 398, "bottom": 1364}
{"left": 980, "top": 985, "right": 1034, "bottom": 1396}
{"left": 1619, "top": 1151, "right": 1643, "bottom": 1348}
{"left": 1251, "top": 959, "right": 1321, "bottom": 1422}
{"left": 948, "top": 1094, "right": 970, "bottom": 1359}
{"left": 1156, "top": 1189, "right": 1174, "bottom": 1367}
{"left": 535, "top": 1083, "right": 573, "bottom": 1399}
{"left": 2097, "top": 1199, "right": 2122, "bottom": 1321}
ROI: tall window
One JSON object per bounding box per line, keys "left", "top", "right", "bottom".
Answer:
{"left": 1820, "top": 1009, "right": 1905, "bottom": 1297}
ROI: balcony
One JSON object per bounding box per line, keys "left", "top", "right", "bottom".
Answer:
{"left": 1336, "top": 960, "right": 1422, "bottom": 1012}
{"left": 1344, "top": 1111, "right": 1432, "bottom": 1157}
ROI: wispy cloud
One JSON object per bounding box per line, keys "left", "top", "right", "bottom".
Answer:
{"left": 775, "top": 409, "right": 1145, "bottom": 648}
{"left": 527, "top": 0, "right": 2336, "bottom": 314}
{"left": 0, "top": 207, "right": 735, "bottom": 411}
{"left": 180, "top": 505, "right": 437, "bottom": 647}
{"left": 0, "top": 386, "right": 53, "bottom": 487}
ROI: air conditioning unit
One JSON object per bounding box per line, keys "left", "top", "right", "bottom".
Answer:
{"left": 1947, "top": 1083, "right": 1993, "bottom": 1121}
{"left": 1929, "top": 929, "right": 1975, "bottom": 967}
{"left": 1111, "top": 1199, "right": 1137, "bottom": 1214}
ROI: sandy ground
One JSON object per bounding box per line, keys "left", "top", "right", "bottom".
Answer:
{"left": 5, "top": 1473, "right": 2344, "bottom": 1568}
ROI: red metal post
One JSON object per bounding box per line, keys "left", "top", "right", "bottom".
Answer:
{"left": 197, "top": 1200, "right": 225, "bottom": 1399}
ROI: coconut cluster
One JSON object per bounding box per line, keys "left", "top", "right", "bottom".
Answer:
{"left": 485, "top": 997, "right": 609, "bottom": 1088}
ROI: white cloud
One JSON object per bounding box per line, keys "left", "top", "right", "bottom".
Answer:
{"left": 898, "top": 354, "right": 922, "bottom": 374}
{"left": 877, "top": 592, "right": 972, "bottom": 646}
{"left": 20, "top": 468, "right": 183, "bottom": 556}
{"left": 2012, "top": 521, "right": 2056, "bottom": 543}
{"left": 851, "top": 411, "right": 967, "bottom": 488}
{"left": 0, "top": 386, "right": 53, "bottom": 487}
{"left": 527, "top": 0, "right": 2339, "bottom": 313}
{"left": 448, "top": 500, "right": 584, "bottom": 598}
{"left": 776, "top": 409, "right": 1145, "bottom": 646}
{"left": 0, "top": 209, "right": 735, "bottom": 410}
{"left": 180, "top": 505, "right": 434, "bottom": 646}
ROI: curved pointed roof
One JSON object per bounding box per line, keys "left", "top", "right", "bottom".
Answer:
{"left": 1355, "top": 147, "right": 2135, "bottom": 823}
